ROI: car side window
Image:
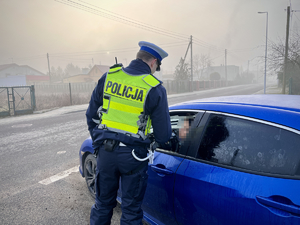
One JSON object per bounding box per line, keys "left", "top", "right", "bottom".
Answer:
{"left": 157, "top": 111, "right": 201, "bottom": 154}
{"left": 196, "top": 114, "right": 300, "bottom": 176}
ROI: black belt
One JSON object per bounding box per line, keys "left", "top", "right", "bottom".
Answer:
{"left": 103, "top": 139, "right": 148, "bottom": 175}
{"left": 103, "top": 139, "right": 119, "bottom": 152}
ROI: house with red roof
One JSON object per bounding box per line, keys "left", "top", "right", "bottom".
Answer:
{"left": 63, "top": 64, "right": 110, "bottom": 83}
{"left": 0, "top": 63, "right": 49, "bottom": 86}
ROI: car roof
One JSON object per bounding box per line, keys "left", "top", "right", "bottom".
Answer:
{"left": 169, "top": 95, "right": 300, "bottom": 131}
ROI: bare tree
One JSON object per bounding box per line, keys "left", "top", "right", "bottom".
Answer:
{"left": 64, "top": 63, "right": 82, "bottom": 77}
{"left": 174, "top": 58, "right": 190, "bottom": 81}
{"left": 56, "top": 66, "right": 65, "bottom": 80}
{"left": 268, "top": 28, "right": 300, "bottom": 94}
{"left": 193, "top": 54, "right": 212, "bottom": 80}
{"left": 268, "top": 29, "right": 300, "bottom": 72}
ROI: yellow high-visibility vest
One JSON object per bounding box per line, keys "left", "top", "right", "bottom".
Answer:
{"left": 99, "top": 66, "right": 160, "bottom": 139}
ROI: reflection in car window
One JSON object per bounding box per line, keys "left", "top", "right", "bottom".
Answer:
{"left": 197, "top": 114, "right": 300, "bottom": 176}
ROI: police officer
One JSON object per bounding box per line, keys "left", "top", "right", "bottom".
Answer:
{"left": 86, "top": 41, "right": 172, "bottom": 225}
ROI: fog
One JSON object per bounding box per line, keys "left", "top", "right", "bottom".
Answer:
{"left": 0, "top": 0, "right": 299, "bottom": 77}
{"left": 1, "top": 2, "right": 299, "bottom": 223}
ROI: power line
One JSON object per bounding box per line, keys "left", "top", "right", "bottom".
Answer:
{"left": 193, "top": 41, "right": 224, "bottom": 53}
{"left": 193, "top": 39, "right": 216, "bottom": 49}
{"left": 50, "top": 41, "right": 188, "bottom": 56}
{"left": 2, "top": 42, "right": 188, "bottom": 65}
{"left": 210, "top": 53, "right": 224, "bottom": 60}
{"left": 227, "top": 45, "right": 262, "bottom": 53}
{"left": 77, "top": 0, "right": 189, "bottom": 39}
{"left": 193, "top": 37, "right": 215, "bottom": 46}
{"left": 193, "top": 41, "right": 214, "bottom": 49}
{"left": 193, "top": 37, "right": 224, "bottom": 51}
{"left": 51, "top": 43, "right": 189, "bottom": 61}
{"left": 9, "top": 54, "right": 45, "bottom": 60}
{"left": 294, "top": 12, "right": 300, "bottom": 22}
{"left": 55, "top": 0, "right": 189, "bottom": 41}
{"left": 55, "top": 0, "right": 228, "bottom": 54}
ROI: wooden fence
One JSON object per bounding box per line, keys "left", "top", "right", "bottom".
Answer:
{"left": 32, "top": 80, "right": 232, "bottom": 111}
{"left": 34, "top": 80, "right": 232, "bottom": 95}
{"left": 164, "top": 80, "right": 233, "bottom": 94}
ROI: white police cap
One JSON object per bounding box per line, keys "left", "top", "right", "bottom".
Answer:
{"left": 138, "top": 41, "right": 168, "bottom": 62}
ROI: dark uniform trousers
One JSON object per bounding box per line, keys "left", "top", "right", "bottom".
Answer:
{"left": 90, "top": 144, "right": 148, "bottom": 225}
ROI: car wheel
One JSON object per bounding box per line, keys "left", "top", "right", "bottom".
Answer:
{"left": 84, "top": 154, "right": 97, "bottom": 199}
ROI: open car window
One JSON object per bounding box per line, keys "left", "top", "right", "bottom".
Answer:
{"left": 155, "top": 110, "right": 204, "bottom": 155}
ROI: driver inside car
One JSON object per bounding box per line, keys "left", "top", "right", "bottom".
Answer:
{"left": 155, "top": 116, "right": 194, "bottom": 153}
{"left": 178, "top": 117, "right": 194, "bottom": 141}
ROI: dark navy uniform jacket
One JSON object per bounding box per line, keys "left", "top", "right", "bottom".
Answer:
{"left": 86, "top": 59, "right": 172, "bottom": 150}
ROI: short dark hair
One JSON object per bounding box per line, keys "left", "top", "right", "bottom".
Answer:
{"left": 136, "top": 50, "right": 155, "bottom": 62}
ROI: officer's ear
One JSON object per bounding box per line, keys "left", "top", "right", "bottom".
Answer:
{"left": 150, "top": 58, "right": 156, "bottom": 67}
{"left": 150, "top": 58, "right": 158, "bottom": 71}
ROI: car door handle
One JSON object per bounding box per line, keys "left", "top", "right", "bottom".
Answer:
{"left": 256, "top": 196, "right": 300, "bottom": 216}
{"left": 150, "top": 165, "right": 174, "bottom": 176}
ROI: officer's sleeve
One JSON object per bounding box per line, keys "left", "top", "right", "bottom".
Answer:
{"left": 86, "top": 73, "right": 106, "bottom": 140}
{"left": 145, "top": 85, "right": 172, "bottom": 144}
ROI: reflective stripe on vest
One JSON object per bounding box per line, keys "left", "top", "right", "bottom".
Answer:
{"left": 100, "top": 67, "right": 160, "bottom": 138}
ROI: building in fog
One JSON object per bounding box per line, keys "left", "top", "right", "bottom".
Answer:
{"left": 158, "top": 66, "right": 240, "bottom": 82}
{"left": 63, "top": 65, "right": 110, "bottom": 83}
{"left": 199, "top": 65, "right": 239, "bottom": 81}
{"left": 0, "top": 63, "right": 48, "bottom": 86}
{"left": 160, "top": 70, "right": 175, "bottom": 81}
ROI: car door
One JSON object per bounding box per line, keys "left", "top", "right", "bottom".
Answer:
{"left": 173, "top": 112, "right": 300, "bottom": 225}
{"left": 142, "top": 110, "right": 204, "bottom": 225}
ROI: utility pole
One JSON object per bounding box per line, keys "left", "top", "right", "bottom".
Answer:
{"left": 225, "top": 49, "right": 227, "bottom": 85}
{"left": 179, "top": 41, "right": 191, "bottom": 77}
{"left": 282, "top": 6, "right": 290, "bottom": 94}
{"left": 257, "top": 64, "right": 259, "bottom": 83}
{"left": 92, "top": 58, "right": 94, "bottom": 66}
{"left": 258, "top": 11, "right": 268, "bottom": 94}
{"left": 247, "top": 60, "right": 250, "bottom": 76}
{"left": 190, "top": 35, "right": 193, "bottom": 91}
{"left": 47, "top": 53, "right": 51, "bottom": 83}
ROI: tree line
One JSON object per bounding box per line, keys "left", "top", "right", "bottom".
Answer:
{"left": 173, "top": 27, "right": 300, "bottom": 94}
{"left": 47, "top": 63, "right": 93, "bottom": 83}
{"left": 269, "top": 28, "right": 300, "bottom": 94}
{"left": 173, "top": 54, "right": 255, "bottom": 85}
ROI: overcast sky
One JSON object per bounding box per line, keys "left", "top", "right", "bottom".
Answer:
{"left": 1, "top": 0, "right": 299, "bottom": 75}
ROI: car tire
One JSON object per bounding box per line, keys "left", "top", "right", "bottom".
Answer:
{"left": 84, "top": 154, "right": 97, "bottom": 199}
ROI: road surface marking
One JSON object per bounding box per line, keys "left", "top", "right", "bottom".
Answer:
{"left": 38, "top": 166, "right": 78, "bottom": 185}
{"left": 57, "top": 151, "right": 66, "bottom": 154}
{"left": 12, "top": 124, "right": 32, "bottom": 128}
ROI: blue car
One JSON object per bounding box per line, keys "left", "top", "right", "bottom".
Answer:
{"left": 79, "top": 94, "right": 300, "bottom": 225}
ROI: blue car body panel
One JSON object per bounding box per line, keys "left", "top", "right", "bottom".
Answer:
{"left": 79, "top": 137, "right": 93, "bottom": 176}
{"left": 80, "top": 95, "right": 300, "bottom": 224}
{"left": 174, "top": 158, "right": 300, "bottom": 225}
{"left": 142, "top": 151, "right": 185, "bottom": 225}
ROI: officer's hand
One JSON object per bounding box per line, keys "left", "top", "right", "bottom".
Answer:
{"left": 158, "top": 131, "right": 180, "bottom": 152}
{"left": 170, "top": 133, "right": 180, "bottom": 152}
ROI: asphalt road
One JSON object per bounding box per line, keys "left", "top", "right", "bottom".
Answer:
{"left": 0, "top": 83, "right": 264, "bottom": 225}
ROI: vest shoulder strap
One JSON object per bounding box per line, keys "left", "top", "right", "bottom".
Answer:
{"left": 108, "top": 66, "right": 122, "bottom": 74}
{"left": 142, "top": 74, "right": 161, "bottom": 87}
